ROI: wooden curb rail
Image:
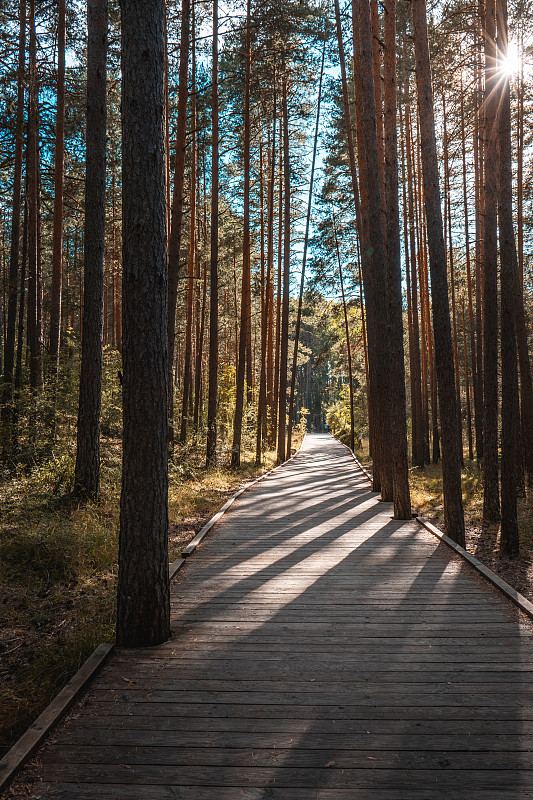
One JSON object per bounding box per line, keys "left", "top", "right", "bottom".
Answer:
{"left": 0, "top": 644, "right": 113, "bottom": 793}
{"left": 0, "top": 439, "right": 305, "bottom": 794}
{"left": 338, "top": 436, "right": 533, "bottom": 624}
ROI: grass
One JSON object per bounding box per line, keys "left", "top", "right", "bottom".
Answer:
{"left": 0, "top": 427, "right": 302, "bottom": 759}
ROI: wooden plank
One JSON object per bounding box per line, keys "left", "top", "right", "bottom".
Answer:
{"left": 65, "top": 714, "right": 533, "bottom": 736}
{"left": 32, "top": 763, "right": 533, "bottom": 789}
{"left": 31, "top": 784, "right": 533, "bottom": 800}
{"left": 87, "top": 688, "right": 533, "bottom": 707}
{"left": 39, "top": 744, "right": 533, "bottom": 770}
{"left": 61, "top": 699, "right": 533, "bottom": 721}
{"left": 57, "top": 728, "right": 533, "bottom": 752}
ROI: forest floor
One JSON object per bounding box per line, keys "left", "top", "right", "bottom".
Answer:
{"left": 0, "top": 431, "right": 300, "bottom": 761}
{"left": 356, "top": 445, "right": 533, "bottom": 608}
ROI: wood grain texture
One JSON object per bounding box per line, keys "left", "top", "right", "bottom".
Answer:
{"left": 10, "top": 434, "right": 533, "bottom": 798}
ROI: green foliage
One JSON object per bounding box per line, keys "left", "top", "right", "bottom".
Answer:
{"left": 325, "top": 383, "right": 362, "bottom": 448}
{"left": 100, "top": 347, "right": 123, "bottom": 437}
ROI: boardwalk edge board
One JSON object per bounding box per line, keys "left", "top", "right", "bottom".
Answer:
{"left": 416, "top": 515, "right": 533, "bottom": 620}
{"left": 179, "top": 436, "right": 305, "bottom": 559}
{"left": 0, "top": 643, "right": 113, "bottom": 793}
{"left": 0, "top": 438, "right": 305, "bottom": 794}
{"left": 337, "top": 436, "right": 533, "bottom": 623}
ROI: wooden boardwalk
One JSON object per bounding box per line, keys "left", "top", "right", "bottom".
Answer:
{"left": 12, "top": 433, "right": 533, "bottom": 798}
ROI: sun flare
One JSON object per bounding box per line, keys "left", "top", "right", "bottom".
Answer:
{"left": 501, "top": 41, "right": 520, "bottom": 76}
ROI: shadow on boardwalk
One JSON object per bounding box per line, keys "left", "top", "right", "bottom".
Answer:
{"left": 7, "top": 434, "right": 532, "bottom": 799}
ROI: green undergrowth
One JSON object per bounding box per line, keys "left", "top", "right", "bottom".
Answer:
{"left": 0, "top": 430, "right": 295, "bottom": 759}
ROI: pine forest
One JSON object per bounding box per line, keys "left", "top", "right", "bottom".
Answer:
{"left": 1, "top": 0, "right": 533, "bottom": 769}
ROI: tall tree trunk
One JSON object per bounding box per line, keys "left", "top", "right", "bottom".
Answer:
{"left": 482, "top": 0, "right": 500, "bottom": 523}
{"left": 231, "top": 0, "right": 251, "bottom": 468}
{"left": 27, "top": 0, "right": 41, "bottom": 410}
{"left": 411, "top": 0, "right": 465, "bottom": 544}
{"left": 179, "top": 2, "right": 197, "bottom": 445}
{"left": 461, "top": 73, "right": 479, "bottom": 461}
{"left": 333, "top": 212, "right": 355, "bottom": 453}
{"left": 354, "top": 0, "right": 393, "bottom": 501}
{"left": 206, "top": 0, "right": 218, "bottom": 466}
{"left": 461, "top": 296, "right": 474, "bottom": 461}
{"left": 167, "top": 0, "right": 189, "bottom": 449}
{"left": 498, "top": 0, "right": 519, "bottom": 555}
{"left": 48, "top": 0, "right": 66, "bottom": 378}
{"left": 405, "top": 99, "right": 424, "bottom": 467}
{"left": 287, "top": 47, "right": 324, "bottom": 455}
{"left": 2, "top": 0, "right": 26, "bottom": 435}
{"left": 74, "top": 0, "right": 107, "bottom": 499}
{"left": 277, "top": 69, "right": 290, "bottom": 463}
{"left": 257, "top": 85, "right": 277, "bottom": 463}
{"left": 474, "top": 17, "right": 484, "bottom": 462}
{"left": 335, "top": 0, "right": 376, "bottom": 469}
{"left": 271, "top": 136, "right": 283, "bottom": 448}
{"left": 442, "top": 94, "right": 463, "bottom": 465}
{"left": 117, "top": 0, "right": 170, "bottom": 647}
{"left": 12, "top": 195, "right": 28, "bottom": 449}
{"left": 383, "top": 0, "right": 411, "bottom": 518}
{"left": 266, "top": 125, "right": 275, "bottom": 442}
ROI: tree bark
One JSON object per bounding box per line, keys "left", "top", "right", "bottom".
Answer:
{"left": 167, "top": 0, "right": 189, "bottom": 449}
{"left": 411, "top": 0, "right": 465, "bottom": 544}
{"left": 442, "top": 94, "right": 463, "bottom": 466}
{"left": 257, "top": 90, "right": 277, "bottom": 463}
{"left": 179, "top": 3, "right": 196, "bottom": 445}
{"left": 49, "top": 0, "right": 66, "bottom": 378}
{"left": 206, "top": 0, "right": 219, "bottom": 466}
{"left": 482, "top": 0, "right": 500, "bottom": 523}
{"left": 117, "top": 0, "right": 170, "bottom": 647}
{"left": 74, "top": 0, "right": 107, "bottom": 499}
{"left": 497, "top": 0, "right": 519, "bottom": 555}
{"left": 333, "top": 213, "right": 356, "bottom": 453}
{"left": 231, "top": 0, "right": 252, "bottom": 468}
{"left": 27, "top": 0, "right": 42, "bottom": 407}
{"left": 287, "top": 46, "right": 324, "bottom": 456}
{"left": 383, "top": 0, "right": 411, "bottom": 518}
{"left": 277, "top": 69, "right": 290, "bottom": 463}
{"left": 2, "top": 0, "right": 26, "bottom": 433}
{"left": 354, "top": 0, "right": 393, "bottom": 501}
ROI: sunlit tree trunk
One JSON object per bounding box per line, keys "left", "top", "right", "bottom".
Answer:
{"left": 206, "top": 0, "right": 218, "bottom": 466}
{"left": 179, "top": 2, "right": 197, "bottom": 445}
{"left": 287, "top": 47, "right": 324, "bottom": 456}
{"left": 498, "top": 0, "right": 519, "bottom": 555}
{"left": 231, "top": 0, "right": 252, "bottom": 468}
{"left": 460, "top": 73, "right": 478, "bottom": 461}
{"left": 405, "top": 99, "right": 424, "bottom": 467}
{"left": 167, "top": 0, "right": 189, "bottom": 449}
{"left": 333, "top": 213, "right": 355, "bottom": 453}
{"left": 442, "top": 94, "right": 463, "bottom": 465}
{"left": 277, "top": 69, "right": 290, "bottom": 463}
{"left": 482, "top": 0, "right": 500, "bottom": 523}
{"left": 411, "top": 0, "right": 465, "bottom": 544}
{"left": 383, "top": 0, "right": 411, "bottom": 518}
